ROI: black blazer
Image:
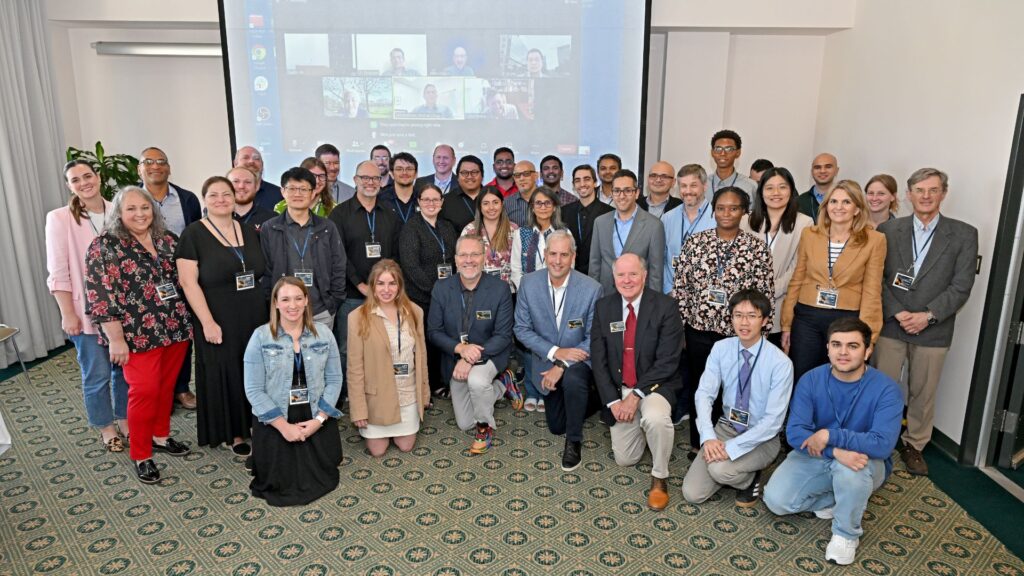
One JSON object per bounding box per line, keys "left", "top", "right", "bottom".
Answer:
{"left": 797, "top": 189, "right": 820, "bottom": 221}
{"left": 415, "top": 173, "right": 462, "bottom": 196}
{"left": 427, "top": 273, "right": 514, "bottom": 379}
{"left": 590, "top": 288, "right": 684, "bottom": 407}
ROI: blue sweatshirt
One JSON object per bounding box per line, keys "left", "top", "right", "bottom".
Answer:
{"left": 787, "top": 365, "right": 903, "bottom": 477}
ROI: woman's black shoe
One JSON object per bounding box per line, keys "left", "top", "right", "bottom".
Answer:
{"left": 152, "top": 437, "right": 190, "bottom": 456}
{"left": 135, "top": 459, "right": 160, "bottom": 484}
{"left": 232, "top": 442, "right": 251, "bottom": 456}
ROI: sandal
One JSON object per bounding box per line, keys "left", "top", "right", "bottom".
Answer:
{"left": 103, "top": 435, "right": 125, "bottom": 453}
{"left": 433, "top": 386, "right": 451, "bottom": 400}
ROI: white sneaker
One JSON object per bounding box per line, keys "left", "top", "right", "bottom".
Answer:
{"left": 537, "top": 399, "right": 546, "bottom": 413}
{"left": 824, "top": 534, "right": 859, "bottom": 565}
{"left": 814, "top": 507, "right": 834, "bottom": 519}
{"left": 524, "top": 398, "right": 538, "bottom": 412}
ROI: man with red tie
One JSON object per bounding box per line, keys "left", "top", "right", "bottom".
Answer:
{"left": 590, "top": 253, "right": 684, "bottom": 511}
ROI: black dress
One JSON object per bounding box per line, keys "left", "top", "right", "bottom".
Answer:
{"left": 250, "top": 353, "right": 342, "bottom": 507}
{"left": 176, "top": 221, "right": 269, "bottom": 447}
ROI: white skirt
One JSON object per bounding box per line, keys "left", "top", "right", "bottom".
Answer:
{"left": 359, "top": 402, "right": 420, "bottom": 439}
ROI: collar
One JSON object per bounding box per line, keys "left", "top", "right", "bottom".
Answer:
{"left": 621, "top": 292, "right": 643, "bottom": 313}
{"left": 913, "top": 213, "right": 941, "bottom": 232}
{"left": 646, "top": 195, "right": 669, "bottom": 208}
{"left": 284, "top": 209, "right": 314, "bottom": 228}
{"left": 547, "top": 273, "right": 570, "bottom": 292}
{"left": 739, "top": 336, "right": 764, "bottom": 354}
{"left": 616, "top": 206, "right": 639, "bottom": 222}
{"left": 813, "top": 185, "right": 827, "bottom": 203}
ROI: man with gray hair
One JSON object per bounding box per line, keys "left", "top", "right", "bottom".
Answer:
{"left": 874, "top": 168, "right": 978, "bottom": 476}
{"left": 661, "top": 164, "right": 716, "bottom": 294}
{"left": 514, "top": 230, "right": 603, "bottom": 471}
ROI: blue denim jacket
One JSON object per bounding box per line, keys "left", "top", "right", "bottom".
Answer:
{"left": 243, "top": 322, "right": 344, "bottom": 423}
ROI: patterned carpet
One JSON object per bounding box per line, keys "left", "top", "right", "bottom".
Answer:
{"left": 1, "top": 350, "right": 1023, "bottom": 576}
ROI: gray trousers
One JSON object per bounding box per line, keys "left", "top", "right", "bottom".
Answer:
{"left": 450, "top": 360, "right": 503, "bottom": 430}
{"left": 682, "top": 420, "right": 780, "bottom": 503}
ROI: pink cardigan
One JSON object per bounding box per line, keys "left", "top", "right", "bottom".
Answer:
{"left": 45, "top": 203, "right": 111, "bottom": 335}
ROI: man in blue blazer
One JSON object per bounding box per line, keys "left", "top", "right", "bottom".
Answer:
{"left": 427, "top": 235, "right": 515, "bottom": 455}
{"left": 514, "top": 230, "right": 603, "bottom": 471}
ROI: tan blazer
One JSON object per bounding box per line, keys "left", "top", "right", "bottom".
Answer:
{"left": 346, "top": 304, "right": 430, "bottom": 426}
{"left": 781, "top": 226, "right": 887, "bottom": 341}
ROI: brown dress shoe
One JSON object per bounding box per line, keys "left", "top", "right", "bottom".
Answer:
{"left": 900, "top": 445, "right": 929, "bottom": 476}
{"left": 648, "top": 477, "right": 669, "bottom": 511}
{"left": 175, "top": 392, "right": 197, "bottom": 410}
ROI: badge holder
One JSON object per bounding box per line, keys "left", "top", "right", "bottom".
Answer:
{"left": 706, "top": 286, "right": 728, "bottom": 307}
{"left": 294, "top": 269, "right": 314, "bottom": 287}
{"left": 459, "top": 333, "right": 470, "bottom": 345}
{"left": 816, "top": 284, "right": 839, "bottom": 309}
{"left": 156, "top": 282, "right": 179, "bottom": 302}
{"left": 609, "top": 321, "right": 626, "bottom": 333}
{"left": 393, "top": 363, "right": 411, "bottom": 377}
{"left": 484, "top": 266, "right": 501, "bottom": 277}
{"left": 567, "top": 318, "right": 584, "bottom": 330}
{"left": 365, "top": 242, "right": 382, "bottom": 259}
{"left": 727, "top": 407, "right": 750, "bottom": 427}
{"left": 235, "top": 271, "right": 255, "bottom": 291}
{"left": 475, "top": 310, "right": 492, "bottom": 320}
{"left": 437, "top": 264, "right": 453, "bottom": 279}
{"left": 893, "top": 269, "right": 915, "bottom": 291}
{"left": 289, "top": 387, "right": 310, "bottom": 406}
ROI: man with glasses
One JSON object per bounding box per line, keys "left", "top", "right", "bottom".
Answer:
{"left": 797, "top": 153, "right": 839, "bottom": 220}
{"left": 415, "top": 144, "right": 460, "bottom": 196}
{"left": 588, "top": 169, "right": 666, "bottom": 296}
{"left": 234, "top": 145, "right": 283, "bottom": 211}
{"left": 487, "top": 147, "right": 518, "bottom": 198}
{"left": 503, "top": 160, "right": 543, "bottom": 227}
{"left": 378, "top": 152, "right": 419, "bottom": 229}
{"left": 637, "top": 160, "right": 683, "bottom": 218}
{"left": 228, "top": 167, "right": 276, "bottom": 230}
{"left": 539, "top": 155, "right": 579, "bottom": 207}
{"left": 708, "top": 130, "right": 757, "bottom": 200}
{"left": 562, "top": 165, "right": 613, "bottom": 276}
{"left": 440, "top": 155, "right": 487, "bottom": 231}
{"left": 315, "top": 143, "right": 356, "bottom": 205}
{"left": 259, "top": 166, "right": 347, "bottom": 325}
{"left": 683, "top": 289, "right": 793, "bottom": 507}
{"left": 427, "top": 235, "right": 514, "bottom": 455}
{"left": 329, "top": 160, "right": 401, "bottom": 395}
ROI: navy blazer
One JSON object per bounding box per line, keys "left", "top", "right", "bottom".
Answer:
{"left": 590, "top": 288, "right": 684, "bottom": 407}
{"left": 138, "top": 181, "right": 200, "bottom": 226}
{"left": 514, "top": 269, "right": 602, "bottom": 393}
{"left": 254, "top": 180, "right": 284, "bottom": 212}
{"left": 427, "top": 273, "right": 514, "bottom": 379}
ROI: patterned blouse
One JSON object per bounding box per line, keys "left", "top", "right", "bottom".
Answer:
{"left": 85, "top": 232, "right": 192, "bottom": 352}
{"left": 672, "top": 229, "right": 775, "bottom": 335}
{"left": 461, "top": 221, "right": 519, "bottom": 287}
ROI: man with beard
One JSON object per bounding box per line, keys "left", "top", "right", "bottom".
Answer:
{"left": 228, "top": 167, "right": 276, "bottom": 230}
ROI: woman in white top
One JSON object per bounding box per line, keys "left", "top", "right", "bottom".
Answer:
{"left": 509, "top": 187, "right": 566, "bottom": 290}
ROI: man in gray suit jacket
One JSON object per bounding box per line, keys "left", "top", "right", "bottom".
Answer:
{"left": 588, "top": 169, "right": 666, "bottom": 295}
{"left": 875, "top": 168, "right": 978, "bottom": 477}
{"left": 514, "top": 230, "right": 603, "bottom": 472}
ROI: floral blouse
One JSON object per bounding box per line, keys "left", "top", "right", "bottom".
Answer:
{"left": 672, "top": 229, "right": 775, "bottom": 335}
{"left": 461, "top": 221, "right": 519, "bottom": 288}
{"left": 85, "top": 232, "right": 192, "bottom": 352}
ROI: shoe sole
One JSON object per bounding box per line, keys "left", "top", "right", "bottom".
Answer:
{"left": 735, "top": 497, "right": 760, "bottom": 508}
{"left": 469, "top": 447, "right": 489, "bottom": 455}
{"left": 152, "top": 447, "right": 191, "bottom": 457}
{"left": 825, "top": 555, "right": 855, "bottom": 566}
{"left": 561, "top": 461, "right": 581, "bottom": 472}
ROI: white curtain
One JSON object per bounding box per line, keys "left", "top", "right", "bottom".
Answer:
{"left": 0, "top": 1, "right": 69, "bottom": 368}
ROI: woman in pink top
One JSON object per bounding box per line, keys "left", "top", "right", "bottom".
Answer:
{"left": 45, "top": 160, "right": 128, "bottom": 452}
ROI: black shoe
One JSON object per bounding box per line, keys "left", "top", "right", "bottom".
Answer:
{"left": 231, "top": 442, "right": 251, "bottom": 456}
{"left": 244, "top": 455, "right": 254, "bottom": 473}
{"left": 735, "top": 471, "right": 762, "bottom": 508}
{"left": 152, "top": 437, "right": 190, "bottom": 457}
{"left": 135, "top": 459, "right": 160, "bottom": 484}
{"left": 561, "top": 439, "right": 582, "bottom": 472}
{"left": 686, "top": 449, "right": 698, "bottom": 462}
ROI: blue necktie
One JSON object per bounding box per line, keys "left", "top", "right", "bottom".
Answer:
{"left": 734, "top": 349, "right": 753, "bottom": 432}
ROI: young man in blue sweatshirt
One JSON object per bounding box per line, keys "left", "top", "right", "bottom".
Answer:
{"left": 763, "top": 317, "right": 902, "bottom": 566}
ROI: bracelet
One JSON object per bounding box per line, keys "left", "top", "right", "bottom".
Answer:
{"left": 315, "top": 414, "right": 327, "bottom": 424}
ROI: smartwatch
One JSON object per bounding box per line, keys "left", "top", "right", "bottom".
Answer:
{"left": 553, "top": 359, "right": 570, "bottom": 370}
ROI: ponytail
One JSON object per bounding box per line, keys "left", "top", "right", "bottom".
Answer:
{"left": 69, "top": 194, "right": 86, "bottom": 225}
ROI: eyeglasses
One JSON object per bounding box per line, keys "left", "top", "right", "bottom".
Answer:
{"left": 312, "top": 174, "right": 327, "bottom": 181}
{"left": 532, "top": 200, "right": 554, "bottom": 208}
{"left": 648, "top": 173, "right": 673, "bottom": 181}
{"left": 611, "top": 187, "right": 637, "bottom": 196}
{"left": 355, "top": 175, "right": 382, "bottom": 184}
{"left": 494, "top": 159, "right": 515, "bottom": 166}
{"left": 731, "top": 312, "right": 763, "bottom": 322}
{"left": 141, "top": 159, "right": 168, "bottom": 167}
{"left": 458, "top": 170, "right": 482, "bottom": 177}
{"left": 512, "top": 171, "right": 536, "bottom": 179}
{"left": 284, "top": 186, "right": 312, "bottom": 195}
{"left": 712, "top": 146, "right": 738, "bottom": 154}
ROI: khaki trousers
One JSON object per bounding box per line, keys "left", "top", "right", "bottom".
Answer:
{"left": 609, "top": 389, "right": 674, "bottom": 479}
{"left": 873, "top": 336, "right": 949, "bottom": 451}
{"left": 682, "top": 420, "right": 779, "bottom": 503}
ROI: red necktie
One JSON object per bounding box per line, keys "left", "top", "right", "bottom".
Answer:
{"left": 623, "top": 302, "right": 637, "bottom": 387}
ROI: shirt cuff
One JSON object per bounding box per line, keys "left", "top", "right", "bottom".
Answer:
{"left": 547, "top": 346, "right": 559, "bottom": 362}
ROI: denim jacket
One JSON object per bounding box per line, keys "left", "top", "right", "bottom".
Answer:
{"left": 243, "top": 322, "right": 344, "bottom": 423}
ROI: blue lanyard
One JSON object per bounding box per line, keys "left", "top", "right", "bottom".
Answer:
{"left": 825, "top": 370, "right": 867, "bottom": 428}
{"left": 393, "top": 197, "right": 414, "bottom": 223}
{"left": 294, "top": 351, "right": 304, "bottom": 374}
{"left": 366, "top": 210, "right": 377, "bottom": 242}
{"left": 736, "top": 339, "right": 765, "bottom": 399}
{"left": 290, "top": 226, "right": 313, "bottom": 263}
{"left": 911, "top": 224, "right": 937, "bottom": 270}
{"left": 683, "top": 202, "right": 711, "bottom": 243}
{"left": 425, "top": 221, "right": 447, "bottom": 262}
{"left": 206, "top": 217, "right": 246, "bottom": 271}
{"left": 827, "top": 235, "right": 849, "bottom": 284}
{"left": 614, "top": 215, "right": 632, "bottom": 253}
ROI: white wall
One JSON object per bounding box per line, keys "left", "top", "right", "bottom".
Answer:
{"left": 814, "top": 0, "right": 1024, "bottom": 447}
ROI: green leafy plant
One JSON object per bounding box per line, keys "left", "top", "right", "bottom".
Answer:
{"left": 65, "top": 141, "right": 139, "bottom": 200}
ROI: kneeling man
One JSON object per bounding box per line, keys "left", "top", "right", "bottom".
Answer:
{"left": 591, "top": 253, "right": 683, "bottom": 511}
{"left": 514, "top": 230, "right": 603, "bottom": 471}
{"left": 763, "top": 317, "right": 902, "bottom": 566}
{"left": 683, "top": 289, "right": 793, "bottom": 507}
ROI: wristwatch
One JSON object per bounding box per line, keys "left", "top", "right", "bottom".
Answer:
{"left": 553, "top": 359, "right": 570, "bottom": 370}
{"left": 926, "top": 311, "right": 938, "bottom": 326}
{"left": 315, "top": 414, "right": 327, "bottom": 424}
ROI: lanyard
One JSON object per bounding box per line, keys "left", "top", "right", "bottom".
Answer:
{"left": 811, "top": 188, "right": 823, "bottom": 221}
{"left": 425, "top": 221, "right": 447, "bottom": 262}
{"left": 86, "top": 210, "right": 105, "bottom": 236}
{"left": 576, "top": 211, "right": 584, "bottom": 241}
{"left": 683, "top": 202, "right": 711, "bottom": 242}
{"left": 714, "top": 235, "right": 736, "bottom": 279}
{"left": 294, "top": 351, "right": 304, "bottom": 374}
{"left": 827, "top": 234, "right": 849, "bottom": 284}
{"left": 536, "top": 228, "right": 550, "bottom": 266}
{"left": 459, "top": 289, "right": 476, "bottom": 334}
{"left": 238, "top": 210, "right": 254, "bottom": 224}
{"left": 550, "top": 283, "right": 567, "bottom": 320}
{"left": 462, "top": 195, "right": 475, "bottom": 217}
{"left": 736, "top": 339, "right": 765, "bottom": 399}
{"left": 436, "top": 177, "right": 451, "bottom": 194}
{"left": 911, "top": 224, "right": 937, "bottom": 270}
{"left": 290, "top": 226, "right": 313, "bottom": 264}
{"left": 614, "top": 215, "right": 631, "bottom": 253}
{"left": 393, "top": 197, "right": 414, "bottom": 223}
{"left": 765, "top": 230, "right": 778, "bottom": 251}
{"left": 825, "top": 370, "right": 867, "bottom": 428}
{"left": 366, "top": 210, "right": 377, "bottom": 242}
{"left": 206, "top": 217, "right": 246, "bottom": 271}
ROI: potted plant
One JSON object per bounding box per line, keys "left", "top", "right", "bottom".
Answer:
{"left": 66, "top": 141, "right": 139, "bottom": 200}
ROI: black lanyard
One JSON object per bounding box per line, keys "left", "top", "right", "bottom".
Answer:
{"left": 765, "top": 230, "right": 779, "bottom": 251}
{"left": 86, "top": 209, "right": 106, "bottom": 236}
{"left": 393, "top": 197, "right": 414, "bottom": 223}
{"left": 459, "top": 289, "right": 476, "bottom": 334}
{"left": 461, "top": 195, "right": 475, "bottom": 217}
{"left": 425, "top": 220, "right": 447, "bottom": 262}
{"left": 550, "top": 283, "right": 567, "bottom": 320}
{"left": 366, "top": 210, "right": 377, "bottom": 243}
{"left": 736, "top": 339, "right": 765, "bottom": 399}
{"left": 206, "top": 217, "right": 246, "bottom": 271}
{"left": 714, "top": 235, "right": 736, "bottom": 279}
{"left": 576, "top": 211, "right": 584, "bottom": 241}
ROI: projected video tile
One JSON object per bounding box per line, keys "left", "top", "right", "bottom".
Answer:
{"left": 322, "top": 77, "right": 393, "bottom": 119}
{"left": 353, "top": 34, "right": 428, "bottom": 77}
{"left": 464, "top": 79, "right": 533, "bottom": 120}
{"left": 499, "top": 35, "right": 573, "bottom": 78}
{"left": 392, "top": 77, "right": 465, "bottom": 120}
{"left": 283, "top": 33, "right": 331, "bottom": 73}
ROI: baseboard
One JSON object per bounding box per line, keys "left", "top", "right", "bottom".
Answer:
{"left": 930, "top": 428, "right": 961, "bottom": 462}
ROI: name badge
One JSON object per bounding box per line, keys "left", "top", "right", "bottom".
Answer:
{"left": 728, "top": 407, "right": 750, "bottom": 427}
{"left": 393, "top": 363, "right": 410, "bottom": 377}
{"left": 289, "top": 387, "right": 309, "bottom": 406}
{"left": 475, "top": 310, "right": 492, "bottom": 320}
{"left": 294, "top": 269, "right": 314, "bottom": 287}
{"left": 459, "top": 333, "right": 470, "bottom": 345}
{"left": 437, "top": 264, "right": 453, "bottom": 279}
{"left": 156, "top": 282, "right": 179, "bottom": 302}
{"left": 365, "top": 242, "right": 382, "bottom": 259}
{"left": 484, "top": 266, "right": 501, "bottom": 277}
{"left": 816, "top": 288, "right": 839, "bottom": 309}
{"left": 706, "top": 288, "right": 728, "bottom": 307}
{"left": 893, "top": 272, "right": 915, "bottom": 291}
{"left": 567, "top": 318, "right": 584, "bottom": 330}
{"left": 235, "top": 271, "right": 255, "bottom": 291}
{"left": 609, "top": 321, "right": 625, "bottom": 333}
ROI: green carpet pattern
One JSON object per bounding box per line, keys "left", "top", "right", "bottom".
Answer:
{"left": 1, "top": 350, "right": 1023, "bottom": 575}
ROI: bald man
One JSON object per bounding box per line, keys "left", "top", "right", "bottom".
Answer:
{"left": 637, "top": 161, "right": 683, "bottom": 218}
{"left": 415, "top": 144, "right": 461, "bottom": 196}
{"left": 234, "top": 145, "right": 283, "bottom": 211}
{"left": 503, "top": 160, "right": 541, "bottom": 228}
{"left": 797, "top": 153, "right": 839, "bottom": 221}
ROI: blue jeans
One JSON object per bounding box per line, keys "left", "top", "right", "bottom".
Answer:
{"left": 522, "top": 351, "right": 540, "bottom": 400}
{"left": 763, "top": 449, "right": 885, "bottom": 540}
{"left": 334, "top": 296, "right": 365, "bottom": 403}
{"left": 69, "top": 334, "right": 128, "bottom": 428}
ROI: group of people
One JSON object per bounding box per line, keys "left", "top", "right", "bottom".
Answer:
{"left": 45, "top": 128, "right": 979, "bottom": 566}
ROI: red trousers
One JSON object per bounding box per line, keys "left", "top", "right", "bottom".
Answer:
{"left": 122, "top": 341, "right": 189, "bottom": 461}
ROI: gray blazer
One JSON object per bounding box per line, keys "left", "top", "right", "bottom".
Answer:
{"left": 877, "top": 214, "right": 978, "bottom": 347}
{"left": 588, "top": 208, "right": 666, "bottom": 296}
